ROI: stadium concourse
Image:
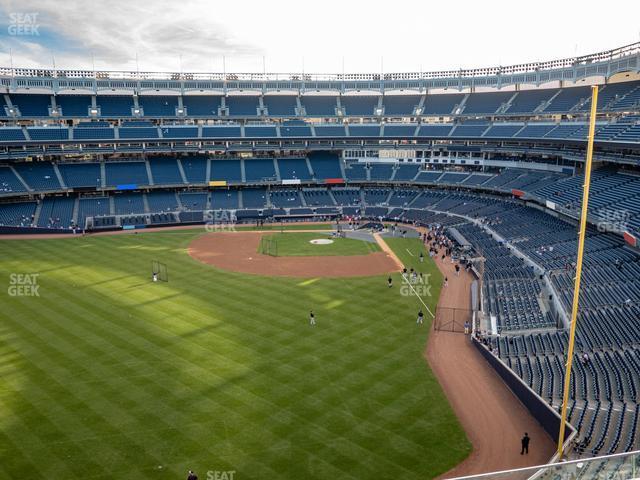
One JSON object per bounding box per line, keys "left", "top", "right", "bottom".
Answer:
{"left": 2, "top": 41, "right": 640, "bottom": 477}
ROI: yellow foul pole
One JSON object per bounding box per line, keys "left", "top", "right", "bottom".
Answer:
{"left": 557, "top": 85, "right": 598, "bottom": 458}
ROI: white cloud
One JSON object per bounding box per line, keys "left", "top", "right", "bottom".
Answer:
{"left": 0, "top": 0, "right": 638, "bottom": 74}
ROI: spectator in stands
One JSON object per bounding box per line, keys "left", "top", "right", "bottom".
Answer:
{"left": 582, "top": 352, "right": 589, "bottom": 364}
{"left": 520, "top": 433, "right": 530, "bottom": 455}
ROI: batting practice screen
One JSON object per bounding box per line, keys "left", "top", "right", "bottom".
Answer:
{"left": 151, "top": 260, "right": 168, "bottom": 282}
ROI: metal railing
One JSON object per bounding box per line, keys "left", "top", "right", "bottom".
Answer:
{"left": 1, "top": 42, "right": 638, "bottom": 83}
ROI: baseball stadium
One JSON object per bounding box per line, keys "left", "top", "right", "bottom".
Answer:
{"left": 1, "top": 2, "right": 640, "bottom": 479}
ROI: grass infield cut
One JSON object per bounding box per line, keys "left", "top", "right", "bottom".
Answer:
{"left": 0, "top": 232, "right": 469, "bottom": 479}
{"left": 257, "top": 232, "right": 381, "bottom": 257}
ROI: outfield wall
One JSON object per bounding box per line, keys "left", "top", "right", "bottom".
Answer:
{"left": 471, "top": 337, "right": 576, "bottom": 456}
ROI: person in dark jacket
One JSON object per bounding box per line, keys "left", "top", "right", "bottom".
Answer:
{"left": 521, "top": 433, "right": 530, "bottom": 454}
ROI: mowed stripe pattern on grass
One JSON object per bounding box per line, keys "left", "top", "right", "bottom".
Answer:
{"left": 0, "top": 232, "right": 469, "bottom": 479}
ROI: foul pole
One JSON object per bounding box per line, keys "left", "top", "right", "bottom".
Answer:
{"left": 557, "top": 85, "right": 598, "bottom": 458}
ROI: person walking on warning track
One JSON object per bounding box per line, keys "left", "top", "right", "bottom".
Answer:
{"left": 521, "top": 433, "right": 530, "bottom": 455}
{"left": 444, "top": 276, "right": 448, "bottom": 287}
{"left": 416, "top": 309, "right": 424, "bottom": 325}
{"left": 309, "top": 310, "right": 316, "bottom": 326}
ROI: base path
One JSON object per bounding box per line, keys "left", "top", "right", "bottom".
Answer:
{"left": 188, "top": 231, "right": 401, "bottom": 277}
{"left": 426, "top": 253, "right": 555, "bottom": 478}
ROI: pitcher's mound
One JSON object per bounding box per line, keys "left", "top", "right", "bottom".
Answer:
{"left": 188, "top": 231, "right": 399, "bottom": 278}
{"left": 309, "top": 239, "right": 334, "bottom": 245}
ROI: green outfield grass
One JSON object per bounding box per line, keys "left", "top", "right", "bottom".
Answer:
{"left": 0, "top": 231, "right": 470, "bottom": 480}
{"left": 258, "top": 232, "right": 381, "bottom": 257}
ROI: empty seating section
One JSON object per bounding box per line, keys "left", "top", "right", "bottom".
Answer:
{"left": 314, "top": 125, "right": 346, "bottom": 137}
{"left": 244, "top": 126, "right": 277, "bottom": 138}
{"left": 182, "top": 96, "right": 222, "bottom": 116}
{"left": 226, "top": 96, "right": 259, "bottom": 116}
{"left": 241, "top": 188, "right": 268, "bottom": 209}
{"left": 308, "top": 152, "right": 342, "bottom": 179}
{"left": 57, "top": 163, "right": 101, "bottom": 188}
{"left": 277, "top": 158, "right": 311, "bottom": 180}
{"left": 263, "top": 96, "right": 297, "bottom": 116}
{"left": 280, "top": 125, "right": 312, "bottom": 137}
{"left": 270, "top": 189, "right": 302, "bottom": 207}
{"left": 369, "top": 164, "right": 394, "bottom": 181}
{"left": 383, "top": 125, "right": 416, "bottom": 137}
{"left": 13, "top": 162, "right": 61, "bottom": 191}
{"left": 301, "top": 96, "right": 337, "bottom": 116}
{"left": 349, "top": 125, "right": 381, "bottom": 136}
{"left": 383, "top": 96, "right": 421, "bottom": 116}
{"left": 146, "top": 191, "right": 179, "bottom": 212}
{"left": 202, "top": 126, "right": 242, "bottom": 138}
{"left": 345, "top": 163, "right": 368, "bottom": 181}
{"left": 37, "top": 196, "right": 75, "bottom": 228}
{"left": 181, "top": 157, "right": 208, "bottom": 183}
{"left": 515, "top": 124, "right": 557, "bottom": 138}
{"left": 138, "top": 96, "right": 178, "bottom": 116}
{"left": 27, "top": 127, "right": 69, "bottom": 141}
{"left": 113, "top": 193, "right": 144, "bottom": 215}
{"left": 105, "top": 162, "right": 149, "bottom": 186}
{"left": 416, "top": 124, "right": 453, "bottom": 137}
{"left": 244, "top": 159, "right": 276, "bottom": 182}
{"left": 118, "top": 127, "right": 159, "bottom": 139}
{"left": 506, "top": 89, "right": 555, "bottom": 114}
{"left": 161, "top": 126, "right": 198, "bottom": 139}
{"left": 462, "top": 91, "right": 513, "bottom": 114}
{"left": 210, "top": 159, "right": 242, "bottom": 183}
{"left": 341, "top": 96, "right": 379, "bottom": 116}
{"left": 97, "top": 96, "right": 134, "bottom": 116}
{"left": 56, "top": 95, "right": 92, "bottom": 117}
{"left": 422, "top": 94, "right": 463, "bottom": 115}
{"left": 179, "top": 192, "right": 208, "bottom": 211}
{"left": 0, "top": 166, "right": 27, "bottom": 193}
{"left": 302, "top": 189, "right": 334, "bottom": 206}
{"left": 482, "top": 124, "right": 523, "bottom": 137}
{"left": 0, "top": 128, "right": 26, "bottom": 141}
{"left": 73, "top": 127, "right": 115, "bottom": 140}
{"left": 149, "top": 158, "right": 183, "bottom": 184}
{"left": 451, "top": 124, "right": 489, "bottom": 137}
{"left": 211, "top": 190, "right": 239, "bottom": 209}
{"left": 393, "top": 164, "right": 420, "bottom": 181}
{"left": 77, "top": 197, "right": 110, "bottom": 225}
{"left": 0, "top": 201, "right": 36, "bottom": 226}
{"left": 10, "top": 94, "right": 51, "bottom": 116}
{"left": 544, "top": 86, "right": 590, "bottom": 112}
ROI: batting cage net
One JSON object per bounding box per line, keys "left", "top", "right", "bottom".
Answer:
{"left": 433, "top": 307, "right": 473, "bottom": 333}
{"left": 151, "top": 261, "right": 168, "bottom": 282}
{"left": 260, "top": 237, "right": 278, "bottom": 257}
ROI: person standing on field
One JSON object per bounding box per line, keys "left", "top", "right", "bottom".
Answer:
{"left": 309, "top": 310, "right": 316, "bottom": 326}
{"left": 416, "top": 310, "right": 424, "bottom": 325}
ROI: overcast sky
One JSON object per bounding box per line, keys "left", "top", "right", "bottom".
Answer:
{"left": 0, "top": 0, "right": 638, "bottom": 74}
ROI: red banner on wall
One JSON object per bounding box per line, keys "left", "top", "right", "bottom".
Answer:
{"left": 511, "top": 189, "right": 524, "bottom": 197}
{"left": 623, "top": 232, "right": 637, "bottom": 247}
{"left": 324, "top": 178, "right": 345, "bottom": 184}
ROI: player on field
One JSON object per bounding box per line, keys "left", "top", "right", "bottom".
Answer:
{"left": 309, "top": 310, "right": 316, "bottom": 326}
{"left": 416, "top": 309, "right": 424, "bottom": 325}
